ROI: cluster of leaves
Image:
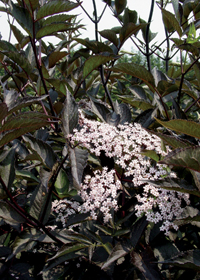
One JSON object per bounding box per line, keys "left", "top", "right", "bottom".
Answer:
{"left": 0, "top": 0, "right": 200, "bottom": 279}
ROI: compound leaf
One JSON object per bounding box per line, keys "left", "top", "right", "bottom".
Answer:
{"left": 36, "top": 0, "right": 80, "bottom": 20}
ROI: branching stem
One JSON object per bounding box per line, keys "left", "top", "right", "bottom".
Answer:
{"left": 39, "top": 154, "right": 69, "bottom": 224}
{"left": 0, "top": 176, "right": 64, "bottom": 245}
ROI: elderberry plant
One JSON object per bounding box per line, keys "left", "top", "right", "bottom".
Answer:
{"left": 0, "top": 0, "right": 200, "bottom": 279}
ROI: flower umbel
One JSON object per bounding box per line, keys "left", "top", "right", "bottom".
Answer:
{"left": 68, "top": 111, "right": 190, "bottom": 234}
{"left": 78, "top": 167, "right": 121, "bottom": 223}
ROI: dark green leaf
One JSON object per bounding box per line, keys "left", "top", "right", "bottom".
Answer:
{"left": 8, "top": 95, "right": 48, "bottom": 115}
{"left": 123, "top": 8, "right": 137, "bottom": 25}
{"left": 0, "top": 40, "right": 17, "bottom": 52}
{"left": 22, "top": 135, "right": 57, "bottom": 169}
{"left": 74, "top": 38, "right": 113, "bottom": 54}
{"left": 111, "top": 62, "right": 155, "bottom": 91}
{"left": 43, "top": 251, "right": 84, "bottom": 272}
{"left": 113, "top": 228, "right": 130, "bottom": 237}
{"left": 174, "top": 206, "right": 200, "bottom": 227}
{"left": 130, "top": 216, "right": 148, "bottom": 248}
{"left": 30, "top": 184, "right": 51, "bottom": 224}
{"left": 94, "top": 224, "right": 113, "bottom": 235}
{"left": 0, "top": 201, "right": 25, "bottom": 230}
{"left": 162, "top": 8, "right": 182, "bottom": 37}
{"left": 161, "top": 249, "right": 200, "bottom": 270}
{"left": 48, "top": 51, "right": 68, "bottom": 68}
{"left": 115, "top": 0, "right": 127, "bottom": 15}
{"left": 85, "top": 228, "right": 103, "bottom": 243}
{"left": 159, "top": 146, "right": 200, "bottom": 172}
{"left": 141, "top": 150, "right": 159, "bottom": 162}
{"left": 154, "top": 242, "right": 179, "bottom": 264}
{"left": 89, "top": 98, "right": 110, "bottom": 122}
{"left": 8, "top": 229, "right": 37, "bottom": 259}
{"left": 171, "top": 0, "right": 181, "bottom": 22}
{"left": 117, "top": 96, "right": 154, "bottom": 111}
{"left": 0, "top": 112, "right": 52, "bottom": 147}
{"left": 147, "top": 178, "right": 200, "bottom": 197}
{"left": 42, "top": 14, "right": 76, "bottom": 26}
{"left": 151, "top": 67, "right": 169, "bottom": 86}
{"left": 191, "top": 170, "right": 200, "bottom": 191}
{"left": 101, "top": 242, "right": 131, "bottom": 270}
{"left": 68, "top": 147, "right": 88, "bottom": 190}
{"left": 129, "top": 85, "right": 147, "bottom": 100}
{"left": 24, "top": 0, "right": 39, "bottom": 11}
{"left": 9, "top": 1, "right": 39, "bottom": 37}
{"left": 0, "top": 103, "right": 8, "bottom": 123}
{"left": 183, "top": 0, "right": 199, "bottom": 18}
{"left": 9, "top": 24, "right": 28, "bottom": 45}
{"left": 66, "top": 213, "right": 90, "bottom": 227}
{"left": 36, "top": 0, "right": 80, "bottom": 20}
{"left": 134, "top": 108, "right": 157, "bottom": 128}
{"left": 191, "top": 58, "right": 200, "bottom": 88}
{"left": 152, "top": 131, "right": 192, "bottom": 149}
{"left": 11, "top": 139, "right": 29, "bottom": 159}
{"left": 178, "top": 43, "right": 200, "bottom": 57}
{"left": 155, "top": 119, "right": 200, "bottom": 140}
{"left": 131, "top": 250, "right": 163, "bottom": 280}
{"left": 47, "top": 78, "right": 67, "bottom": 95}
{"left": 39, "top": 167, "right": 51, "bottom": 190}
{"left": 113, "top": 101, "right": 132, "bottom": 124}
{"left": 61, "top": 90, "right": 78, "bottom": 135}
{"left": 172, "top": 98, "right": 187, "bottom": 119}
{"left": 36, "top": 23, "right": 74, "bottom": 40}
{"left": 0, "top": 148, "right": 15, "bottom": 190}
{"left": 106, "top": 111, "right": 120, "bottom": 126}
{"left": 99, "top": 29, "right": 118, "bottom": 47}
{"left": 120, "top": 23, "right": 146, "bottom": 47}
{"left": 48, "top": 243, "right": 88, "bottom": 261}
{"left": 2, "top": 51, "right": 33, "bottom": 75}
{"left": 55, "top": 168, "right": 69, "bottom": 198}
{"left": 15, "top": 169, "right": 39, "bottom": 183}
{"left": 61, "top": 231, "right": 92, "bottom": 245}
{"left": 83, "top": 54, "right": 116, "bottom": 80}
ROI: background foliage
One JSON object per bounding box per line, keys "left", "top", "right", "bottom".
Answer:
{"left": 0, "top": 0, "right": 200, "bottom": 279}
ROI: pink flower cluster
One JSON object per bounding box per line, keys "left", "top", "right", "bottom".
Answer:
{"left": 68, "top": 111, "right": 190, "bottom": 234}
{"left": 52, "top": 199, "right": 80, "bottom": 228}
{"left": 78, "top": 167, "right": 121, "bottom": 223}
{"left": 135, "top": 184, "right": 190, "bottom": 235}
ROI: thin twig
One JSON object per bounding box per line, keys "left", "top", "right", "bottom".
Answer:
{"left": 39, "top": 154, "right": 69, "bottom": 224}
{"left": 164, "top": 28, "right": 170, "bottom": 72}
{"left": 184, "top": 95, "right": 200, "bottom": 113}
{"left": 146, "top": 0, "right": 155, "bottom": 72}
{"left": 75, "top": 0, "right": 108, "bottom": 24}
{"left": 178, "top": 55, "right": 200, "bottom": 104}
{"left": 30, "top": 16, "right": 58, "bottom": 131}
{"left": 92, "top": 0, "right": 98, "bottom": 41}
{"left": 91, "top": 0, "right": 115, "bottom": 112}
